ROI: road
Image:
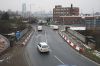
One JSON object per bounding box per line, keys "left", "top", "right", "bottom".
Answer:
{"left": 0, "top": 25, "right": 99, "bottom": 66}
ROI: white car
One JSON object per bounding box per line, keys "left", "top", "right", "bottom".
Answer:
{"left": 37, "top": 42, "right": 49, "bottom": 53}
{"left": 50, "top": 25, "right": 58, "bottom": 30}
{"left": 37, "top": 26, "right": 42, "bottom": 31}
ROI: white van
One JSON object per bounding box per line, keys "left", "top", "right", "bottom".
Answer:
{"left": 38, "top": 26, "right": 42, "bottom": 31}
{"left": 53, "top": 25, "right": 58, "bottom": 30}
{"left": 50, "top": 25, "right": 59, "bottom": 30}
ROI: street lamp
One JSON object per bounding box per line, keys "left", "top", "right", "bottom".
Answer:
{"left": 60, "top": 16, "right": 66, "bottom": 31}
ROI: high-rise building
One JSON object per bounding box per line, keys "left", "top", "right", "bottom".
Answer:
{"left": 53, "top": 4, "right": 79, "bottom": 22}
{"left": 22, "top": 3, "right": 26, "bottom": 17}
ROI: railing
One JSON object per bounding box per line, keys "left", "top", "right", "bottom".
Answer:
{"left": 67, "top": 28, "right": 85, "bottom": 43}
{"left": 19, "top": 28, "right": 28, "bottom": 39}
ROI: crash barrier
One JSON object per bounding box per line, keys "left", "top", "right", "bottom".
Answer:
{"left": 19, "top": 28, "right": 28, "bottom": 40}
{"left": 67, "top": 29, "right": 85, "bottom": 43}
{"left": 0, "top": 34, "right": 10, "bottom": 53}
{"left": 59, "top": 32, "right": 84, "bottom": 53}
{"left": 22, "top": 31, "right": 33, "bottom": 46}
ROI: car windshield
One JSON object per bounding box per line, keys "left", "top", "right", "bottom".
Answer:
{"left": 42, "top": 45, "right": 48, "bottom": 48}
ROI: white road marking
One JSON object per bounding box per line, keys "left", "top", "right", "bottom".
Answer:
{"left": 80, "top": 54, "right": 100, "bottom": 66}
{"left": 54, "top": 55, "right": 64, "bottom": 64}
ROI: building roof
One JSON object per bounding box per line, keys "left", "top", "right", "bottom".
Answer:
{"left": 70, "top": 27, "right": 86, "bottom": 30}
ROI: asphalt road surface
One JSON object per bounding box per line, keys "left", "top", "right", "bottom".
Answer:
{"left": 0, "top": 25, "right": 99, "bottom": 66}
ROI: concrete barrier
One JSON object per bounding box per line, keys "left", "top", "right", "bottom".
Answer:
{"left": 59, "top": 32, "right": 84, "bottom": 53}
{"left": 22, "top": 32, "right": 33, "bottom": 46}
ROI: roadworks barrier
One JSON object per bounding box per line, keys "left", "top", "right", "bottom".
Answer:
{"left": 59, "top": 32, "right": 84, "bottom": 53}
{"left": 21, "top": 32, "right": 33, "bottom": 46}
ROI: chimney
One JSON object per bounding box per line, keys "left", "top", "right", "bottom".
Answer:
{"left": 71, "top": 4, "right": 73, "bottom": 9}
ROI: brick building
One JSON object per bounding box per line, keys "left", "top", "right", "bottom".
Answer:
{"left": 59, "top": 16, "right": 100, "bottom": 27}
{"left": 59, "top": 16, "right": 84, "bottom": 25}
{"left": 53, "top": 4, "right": 79, "bottom": 23}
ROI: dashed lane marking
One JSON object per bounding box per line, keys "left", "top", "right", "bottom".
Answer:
{"left": 54, "top": 55, "right": 64, "bottom": 64}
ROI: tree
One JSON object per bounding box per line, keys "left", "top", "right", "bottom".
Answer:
{"left": 29, "top": 17, "right": 38, "bottom": 24}
{"left": 45, "top": 17, "right": 51, "bottom": 25}
{"left": 1, "top": 12, "right": 9, "bottom": 20}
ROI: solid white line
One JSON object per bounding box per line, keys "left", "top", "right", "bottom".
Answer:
{"left": 54, "top": 55, "right": 64, "bottom": 64}
{"left": 69, "top": 45, "right": 100, "bottom": 66}
{"left": 80, "top": 54, "right": 100, "bottom": 66}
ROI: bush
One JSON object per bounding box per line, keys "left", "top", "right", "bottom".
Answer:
{"left": 0, "top": 19, "right": 27, "bottom": 34}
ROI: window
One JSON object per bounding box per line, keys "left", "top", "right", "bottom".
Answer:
{"left": 42, "top": 45, "right": 48, "bottom": 48}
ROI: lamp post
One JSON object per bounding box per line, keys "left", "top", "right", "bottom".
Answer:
{"left": 60, "top": 16, "right": 65, "bottom": 30}
{"left": 62, "top": 16, "right": 64, "bottom": 31}
{"left": 82, "top": 16, "right": 87, "bottom": 44}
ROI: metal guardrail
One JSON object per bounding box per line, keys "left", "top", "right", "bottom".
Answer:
{"left": 20, "top": 28, "right": 28, "bottom": 39}
{"left": 67, "top": 28, "right": 85, "bottom": 43}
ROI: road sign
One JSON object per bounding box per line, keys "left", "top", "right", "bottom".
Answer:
{"left": 15, "top": 31, "right": 20, "bottom": 40}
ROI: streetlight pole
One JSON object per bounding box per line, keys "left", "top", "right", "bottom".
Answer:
{"left": 62, "top": 7, "right": 65, "bottom": 30}
{"left": 29, "top": 4, "right": 31, "bottom": 22}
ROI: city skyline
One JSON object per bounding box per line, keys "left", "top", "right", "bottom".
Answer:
{"left": 0, "top": 0, "right": 100, "bottom": 14}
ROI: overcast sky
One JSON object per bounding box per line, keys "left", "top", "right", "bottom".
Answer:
{"left": 0, "top": 0, "right": 100, "bottom": 13}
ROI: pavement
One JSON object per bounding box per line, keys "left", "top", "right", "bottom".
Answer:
{"left": 0, "top": 25, "right": 99, "bottom": 66}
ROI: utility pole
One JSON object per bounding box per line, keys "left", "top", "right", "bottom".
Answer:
{"left": 29, "top": 4, "right": 31, "bottom": 23}
{"left": 93, "top": 9, "right": 96, "bottom": 29}
{"left": 62, "top": 6, "right": 65, "bottom": 30}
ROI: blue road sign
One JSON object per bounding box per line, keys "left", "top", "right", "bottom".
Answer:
{"left": 16, "top": 31, "right": 20, "bottom": 40}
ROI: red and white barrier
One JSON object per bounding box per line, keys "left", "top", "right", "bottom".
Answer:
{"left": 59, "top": 32, "right": 84, "bottom": 53}
{"left": 22, "top": 32, "right": 33, "bottom": 46}
{"left": 70, "top": 42, "right": 74, "bottom": 47}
